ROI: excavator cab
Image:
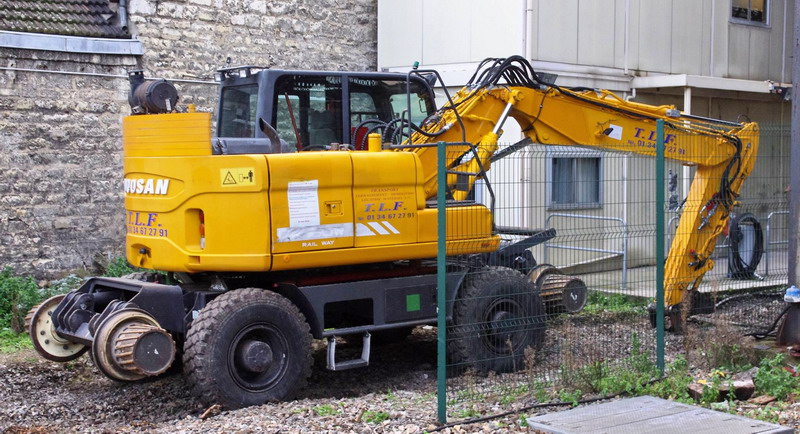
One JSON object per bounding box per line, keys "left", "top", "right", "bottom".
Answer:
{"left": 215, "top": 66, "right": 437, "bottom": 153}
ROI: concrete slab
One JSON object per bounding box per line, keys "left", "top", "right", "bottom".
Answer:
{"left": 526, "top": 396, "right": 792, "bottom": 434}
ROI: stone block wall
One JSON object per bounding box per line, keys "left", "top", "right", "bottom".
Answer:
{"left": 0, "top": 0, "right": 377, "bottom": 278}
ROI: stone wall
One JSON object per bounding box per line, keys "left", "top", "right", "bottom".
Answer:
{"left": 0, "top": 0, "right": 377, "bottom": 278}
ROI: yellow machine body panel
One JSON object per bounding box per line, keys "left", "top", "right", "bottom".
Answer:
{"left": 267, "top": 152, "right": 355, "bottom": 254}
{"left": 125, "top": 154, "right": 272, "bottom": 272}
{"left": 123, "top": 112, "right": 213, "bottom": 157}
{"left": 123, "top": 113, "right": 499, "bottom": 273}
{"left": 351, "top": 152, "right": 424, "bottom": 247}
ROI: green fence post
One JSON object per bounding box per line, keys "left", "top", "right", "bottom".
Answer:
{"left": 436, "top": 141, "right": 447, "bottom": 423}
{"left": 655, "top": 120, "right": 665, "bottom": 374}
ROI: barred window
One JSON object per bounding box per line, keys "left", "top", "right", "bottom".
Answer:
{"left": 547, "top": 151, "right": 602, "bottom": 209}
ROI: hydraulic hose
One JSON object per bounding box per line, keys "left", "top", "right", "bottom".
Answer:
{"left": 727, "top": 213, "right": 764, "bottom": 279}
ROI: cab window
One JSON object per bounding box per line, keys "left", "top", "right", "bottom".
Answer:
{"left": 218, "top": 84, "right": 259, "bottom": 138}
{"left": 348, "top": 77, "right": 434, "bottom": 148}
{"left": 273, "top": 75, "right": 343, "bottom": 151}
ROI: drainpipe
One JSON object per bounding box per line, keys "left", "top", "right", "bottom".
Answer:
{"left": 623, "top": 0, "right": 630, "bottom": 75}
{"left": 119, "top": 0, "right": 129, "bottom": 33}
{"left": 682, "top": 87, "right": 692, "bottom": 199}
{"left": 710, "top": 1, "right": 715, "bottom": 76}
{"left": 789, "top": 0, "right": 800, "bottom": 285}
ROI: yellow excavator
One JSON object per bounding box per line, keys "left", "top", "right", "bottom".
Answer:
{"left": 26, "top": 56, "right": 757, "bottom": 409}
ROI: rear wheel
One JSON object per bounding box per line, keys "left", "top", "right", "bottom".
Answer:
{"left": 183, "top": 288, "right": 312, "bottom": 409}
{"left": 449, "top": 267, "right": 545, "bottom": 373}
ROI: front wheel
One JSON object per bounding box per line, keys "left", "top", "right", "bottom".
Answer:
{"left": 183, "top": 288, "right": 312, "bottom": 409}
{"left": 449, "top": 267, "right": 546, "bottom": 373}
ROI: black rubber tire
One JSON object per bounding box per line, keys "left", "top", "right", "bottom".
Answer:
{"left": 183, "top": 288, "right": 312, "bottom": 409}
{"left": 449, "top": 267, "right": 546, "bottom": 373}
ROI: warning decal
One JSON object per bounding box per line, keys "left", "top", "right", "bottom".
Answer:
{"left": 220, "top": 168, "right": 256, "bottom": 187}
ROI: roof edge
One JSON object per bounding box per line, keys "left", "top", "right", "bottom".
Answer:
{"left": 0, "top": 31, "right": 143, "bottom": 56}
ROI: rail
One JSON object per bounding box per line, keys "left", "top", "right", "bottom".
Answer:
{"left": 543, "top": 213, "right": 628, "bottom": 289}
{"left": 765, "top": 210, "right": 789, "bottom": 276}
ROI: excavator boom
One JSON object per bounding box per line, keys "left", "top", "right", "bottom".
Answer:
{"left": 406, "top": 56, "right": 759, "bottom": 311}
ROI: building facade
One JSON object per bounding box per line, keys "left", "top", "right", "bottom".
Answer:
{"left": 378, "top": 0, "right": 791, "bottom": 271}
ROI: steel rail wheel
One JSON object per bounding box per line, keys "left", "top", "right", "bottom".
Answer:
{"left": 27, "top": 294, "right": 88, "bottom": 362}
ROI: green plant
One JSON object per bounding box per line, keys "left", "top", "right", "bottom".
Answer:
{"left": 754, "top": 354, "right": 800, "bottom": 400}
{"left": 362, "top": 410, "right": 390, "bottom": 423}
{"left": 518, "top": 415, "right": 530, "bottom": 428}
{"left": 0, "top": 268, "right": 83, "bottom": 334}
{"left": 0, "top": 328, "right": 32, "bottom": 353}
{"left": 560, "top": 334, "right": 659, "bottom": 396}
{"left": 641, "top": 356, "right": 692, "bottom": 403}
{"left": 0, "top": 268, "right": 42, "bottom": 332}
{"left": 103, "top": 257, "right": 136, "bottom": 277}
{"left": 558, "top": 388, "right": 583, "bottom": 406}
{"left": 741, "top": 404, "right": 784, "bottom": 424}
{"left": 533, "top": 380, "right": 551, "bottom": 402}
{"left": 312, "top": 404, "right": 340, "bottom": 416}
{"left": 583, "top": 291, "right": 648, "bottom": 314}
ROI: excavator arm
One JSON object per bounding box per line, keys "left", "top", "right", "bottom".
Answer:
{"left": 405, "top": 56, "right": 759, "bottom": 314}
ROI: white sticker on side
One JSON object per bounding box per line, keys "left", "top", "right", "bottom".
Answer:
{"left": 287, "top": 180, "right": 320, "bottom": 227}
{"left": 277, "top": 223, "right": 353, "bottom": 243}
{"left": 356, "top": 221, "right": 402, "bottom": 237}
{"left": 607, "top": 124, "right": 623, "bottom": 140}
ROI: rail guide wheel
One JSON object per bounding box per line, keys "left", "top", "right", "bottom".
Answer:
{"left": 26, "top": 294, "right": 88, "bottom": 362}
{"left": 91, "top": 308, "right": 176, "bottom": 382}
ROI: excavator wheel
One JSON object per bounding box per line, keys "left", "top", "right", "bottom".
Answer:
{"left": 183, "top": 288, "right": 313, "bottom": 409}
{"left": 27, "top": 294, "right": 88, "bottom": 362}
{"left": 449, "top": 267, "right": 545, "bottom": 374}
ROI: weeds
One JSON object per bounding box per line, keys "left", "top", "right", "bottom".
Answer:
{"left": 557, "top": 388, "right": 583, "bottom": 406}
{"left": 686, "top": 324, "right": 760, "bottom": 371}
{"left": 102, "top": 257, "right": 136, "bottom": 277}
{"left": 640, "top": 356, "right": 692, "bottom": 403}
{"left": 0, "top": 268, "right": 40, "bottom": 332}
{"left": 754, "top": 354, "right": 800, "bottom": 400}
{"left": 560, "top": 333, "right": 659, "bottom": 397}
{"left": 312, "top": 404, "right": 340, "bottom": 416}
{"left": 583, "top": 291, "right": 648, "bottom": 314}
{"left": 0, "top": 328, "right": 32, "bottom": 353}
{"left": 362, "top": 410, "right": 390, "bottom": 423}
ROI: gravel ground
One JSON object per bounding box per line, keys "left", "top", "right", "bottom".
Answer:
{"left": 1, "top": 328, "right": 548, "bottom": 433}
{"left": 2, "top": 294, "right": 798, "bottom": 433}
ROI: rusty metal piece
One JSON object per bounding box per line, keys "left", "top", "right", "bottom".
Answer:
{"left": 92, "top": 308, "right": 175, "bottom": 382}
{"left": 526, "top": 263, "right": 563, "bottom": 291}
{"left": 24, "top": 302, "right": 40, "bottom": 334}
{"left": 539, "top": 274, "right": 588, "bottom": 314}
{"left": 112, "top": 323, "right": 176, "bottom": 377}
